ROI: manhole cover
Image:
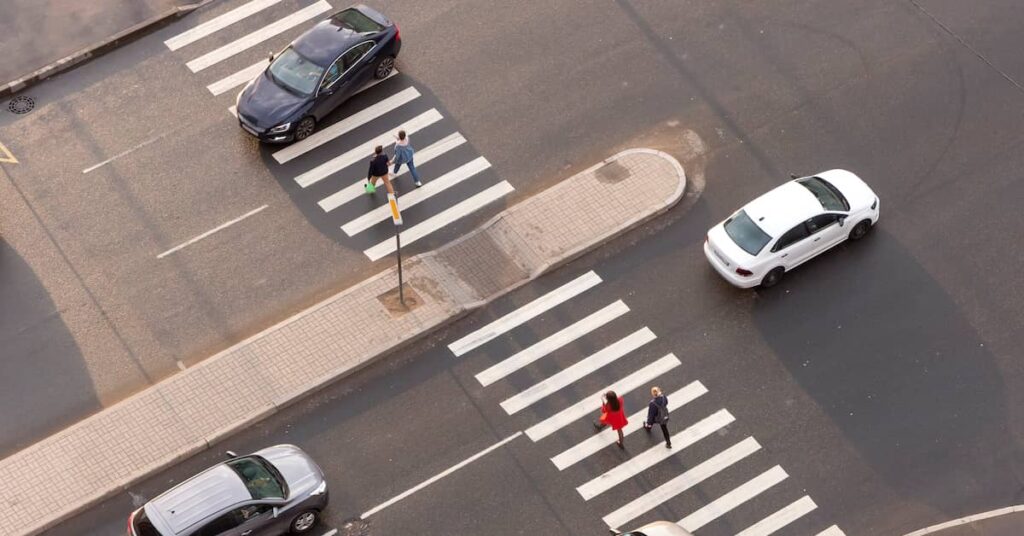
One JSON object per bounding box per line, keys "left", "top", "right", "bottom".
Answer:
{"left": 338, "top": 518, "right": 371, "bottom": 536}
{"left": 8, "top": 95, "right": 34, "bottom": 114}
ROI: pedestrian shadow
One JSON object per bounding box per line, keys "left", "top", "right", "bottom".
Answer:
{"left": 256, "top": 73, "right": 509, "bottom": 260}
{"left": 751, "top": 228, "right": 1018, "bottom": 516}
{"left": 0, "top": 241, "right": 100, "bottom": 458}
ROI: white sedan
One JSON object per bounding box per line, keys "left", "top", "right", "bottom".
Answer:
{"left": 704, "top": 169, "right": 880, "bottom": 288}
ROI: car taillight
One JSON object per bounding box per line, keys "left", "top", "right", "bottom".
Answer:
{"left": 127, "top": 511, "right": 135, "bottom": 535}
{"left": 735, "top": 267, "right": 753, "bottom": 276}
{"left": 394, "top": 24, "right": 400, "bottom": 40}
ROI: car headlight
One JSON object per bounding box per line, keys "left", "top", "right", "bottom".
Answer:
{"left": 871, "top": 197, "right": 878, "bottom": 210}
{"left": 268, "top": 122, "right": 291, "bottom": 134}
{"left": 310, "top": 480, "right": 327, "bottom": 496}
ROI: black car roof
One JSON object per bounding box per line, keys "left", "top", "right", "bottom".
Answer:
{"left": 292, "top": 6, "right": 389, "bottom": 66}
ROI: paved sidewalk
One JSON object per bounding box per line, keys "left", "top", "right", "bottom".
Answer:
{"left": 0, "top": 0, "right": 208, "bottom": 97}
{"left": 0, "top": 149, "right": 685, "bottom": 535}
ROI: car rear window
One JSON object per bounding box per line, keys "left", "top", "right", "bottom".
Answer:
{"left": 331, "top": 8, "right": 385, "bottom": 33}
{"left": 131, "top": 509, "right": 163, "bottom": 536}
{"left": 797, "top": 176, "right": 849, "bottom": 211}
{"left": 724, "top": 210, "right": 771, "bottom": 256}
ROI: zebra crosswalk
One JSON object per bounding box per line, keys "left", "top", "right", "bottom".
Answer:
{"left": 449, "top": 270, "right": 847, "bottom": 535}
{"left": 162, "top": 0, "right": 512, "bottom": 259}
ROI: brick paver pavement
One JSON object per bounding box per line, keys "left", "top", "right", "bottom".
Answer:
{"left": 0, "top": 149, "right": 685, "bottom": 535}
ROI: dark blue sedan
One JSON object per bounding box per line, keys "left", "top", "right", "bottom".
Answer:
{"left": 235, "top": 4, "right": 401, "bottom": 143}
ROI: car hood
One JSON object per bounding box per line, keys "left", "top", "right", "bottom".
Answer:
{"left": 257, "top": 444, "right": 325, "bottom": 498}
{"left": 237, "top": 72, "right": 309, "bottom": 129}
{"left": 817, "top": 169, "right": 876, "bottom": 211}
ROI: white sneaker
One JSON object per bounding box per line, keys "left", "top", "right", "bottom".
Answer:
{"left": 414, "top": 180, "right": 423, "bottom": 187}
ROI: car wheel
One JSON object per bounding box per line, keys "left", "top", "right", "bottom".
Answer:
{"left": 289, "top": 509, "right": 318, "bottom": 534}
{"left": 374, "top": 55, "right": 396, "bottom": 79}
{"left": 760, "top": 267, "right": 784, "bottom": 288}
{"left": 294, "top": 117, "right": 316, "bottom": 141}
{"left": 849, "top": 220, "right": 872, "bottom": 241}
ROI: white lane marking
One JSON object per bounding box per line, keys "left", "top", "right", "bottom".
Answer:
{"left": 208, "top": 60, "right": 265, "bottom": 95}
{"left": 736, "top": 495, "right": 817, "bottom": 536}
{"left": 342, "top": 156, "right": 491, "bottom": 236}
{"left": 679, "top": 465, "right": 788, "bottom": 532}
{"left": 295, "top": 108, "right": 443, "bottom": 188}
{"left": 817, "top": 527, "right": 846, "bottom": 536}
{"left": 360, "top": 432, "right": 522, "bottom": 519}
{"left": 551, "top": 381, "right": 707, "bottom": 470}
{"left": 165, "top": 0, "right": 281, "bottom": 50}
{"left": 603, "top": 437, "right": 761, "bottom": 529}
{"left": 82, "top": 131, "right": 175, "bottom": 173}
{"left": 319, "top": 530, "right": 338, "bottom": 536}
{"left": 363, "top": 181, "right": 514, "bottom": 261}
{"left": 186, "top": 1, "right": 331, "bottom": 72}
{"left": 448, "top": 271, "right": 601, "bottom": 356}
{"left": 500, "top": 327, "right": 656, "bottom": 415}
{"left": 904, "top": 506, "right": 1024, "bottom": 536}
{"left": 476, "top": 300, "right": 629, "bottom": 387}
{"left": 318, "top": 131, "right": 466, "bottom": 212}
{"left": 157, "top": 205, "right": 268, "bottom": 259}
{"left": 576, "top": 409, "right": 735, "bottom": 500}
{"left": 525, "top": 354, "right": 680, "bottom": 441}
{"left": 274, "top": 85, "right": 420, "bottom": 164}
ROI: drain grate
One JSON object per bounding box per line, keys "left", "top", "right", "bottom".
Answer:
{"left": 8, "top": 95, "right": 34, "bottom": 114}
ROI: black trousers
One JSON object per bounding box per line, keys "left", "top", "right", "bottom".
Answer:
{"left": 647, "top": 422, "right": 671, "bottom": 446}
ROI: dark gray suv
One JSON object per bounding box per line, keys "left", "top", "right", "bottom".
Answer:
{"left": 128, "top": 445, "right": 328, "bottom": 536}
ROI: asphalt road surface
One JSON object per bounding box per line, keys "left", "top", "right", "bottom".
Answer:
{"left": 6, "top": 0, "right": 1024, "bottom": 533}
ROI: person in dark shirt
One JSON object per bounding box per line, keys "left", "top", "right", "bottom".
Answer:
{"left": 367, "top": 145, "right": 394, "bottom": 194}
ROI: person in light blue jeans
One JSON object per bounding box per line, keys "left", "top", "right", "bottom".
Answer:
{"left": 392, "top": 130, "right": 422, "bottom": 187}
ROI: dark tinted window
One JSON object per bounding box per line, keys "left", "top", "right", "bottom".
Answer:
{"left": 773, "top": 223, "right": 810, "bottom": 252}
{"left": 227, "top": 457, "right": 286, "bottom": 499}
{"left": 331, "top": 8, "right": 384, "bottom": 33}
{"left": 236, "top": 504, "right": 272, "bottom": 522}
{"left": 797, "top": 176, "right": 849, "bottom": 211}
{"left": 195, "top": 511, "right": 241, "bottom": 536}
{"left": 807, "top": 213, "right": 840, "bottom": 233}
{"left": 131, "top": 509, "right": 162, "bottom": 536}
{"left": 723, "top": 210, "right": 771, "bottom": 256}
{"left": 342, "top": 42, "right": 375, "bottom": 70}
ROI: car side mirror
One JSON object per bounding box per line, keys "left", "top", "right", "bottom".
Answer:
{"left": 272, "top": 507, "right": 280, "bottom": 519}
{"left": 268, "top": 52, "right": 275, "bottom": 63}
{"left": 225, "top": 450, "right": 238, "bottom": 458}
{"left": 838, "top": 215, "right": 847, "bottom": 226}
{"left": 790, "top": 173, "right": 799, "bottom": 180}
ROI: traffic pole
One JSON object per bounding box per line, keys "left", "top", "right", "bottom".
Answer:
{"left": 387, "top": 192, "right": 405, "bottom": 306}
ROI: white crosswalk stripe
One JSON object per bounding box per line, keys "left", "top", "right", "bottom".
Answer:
{"left": 449, "top": 271, "right": 602, "bottom": 356}
{"left": 476, "top": 300, "right": 629, "bottom": 387}
{"left": 736, "top": 495, "right": 817, "bottom": 536}
{"left": 165, "top": 0, "right": 282, "bottom": 50}
{"left": 295, "top": 108, "right": 443, "bottom": 188}
{"left": 186, "top": 0, "right": 332, "bottom": 72}
{"left": 207, "top": 60, "right": 265, "bottom": 95}
{"left": 342, "top": 156, "right": 491, "bottom": 236}
{"left": 524, "top": 354, "right": 681, "bottom": 441}
{"left": 817, "top": 525, "right": 847, "bottom": 536}
{"left": 679, "top": 465, "right": 789, "bottom": 532}
{"left": 274, "top": 86, "right": 421, "bottom": 164}
{"left": 576, "top": 409, "right": 736, "bottom": 500}
{"left": 550, "top": 381, "right": 707, "bottom": 470}
{"left": 364, "top": 180, "right": 514, "bottom": 260}
{"left": 500, "top": 328, "right": 656, "bottom": 415}
{"left": 602, "top": 437, "right": 761, "bottom": 529}
{"left": 317, "top": 131, "right": 466, "bottom": 212}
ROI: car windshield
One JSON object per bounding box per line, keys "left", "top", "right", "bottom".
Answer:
{"left": 268, "top": 47, "right": 324, "bottom": 96}
{"left": 331, "top": 8, "right": 385, "bottom": 33}
{"left": 797, "top": 176, "right": 849, "bottom": 211}
{"left": 724, "top": 210, "right": 771, "bottom": 256}
{"left": 227, "top": 457, "right": 287, "bottom": 500}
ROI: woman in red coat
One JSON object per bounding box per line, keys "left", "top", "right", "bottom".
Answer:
{"left": 593, "top": 390, "right": 628, "bottom": 448}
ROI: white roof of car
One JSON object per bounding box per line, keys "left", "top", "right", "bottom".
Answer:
{"left": 741, "top": 180, "right": 823, "bottom": 238}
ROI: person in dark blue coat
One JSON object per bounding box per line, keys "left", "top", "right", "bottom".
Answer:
{"left": 644, "top": 386, "right": 672, "bottom": 448}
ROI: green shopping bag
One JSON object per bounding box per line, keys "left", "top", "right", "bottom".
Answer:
{"left": 365, "top": 180, "right": 377, "bottom": 194}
